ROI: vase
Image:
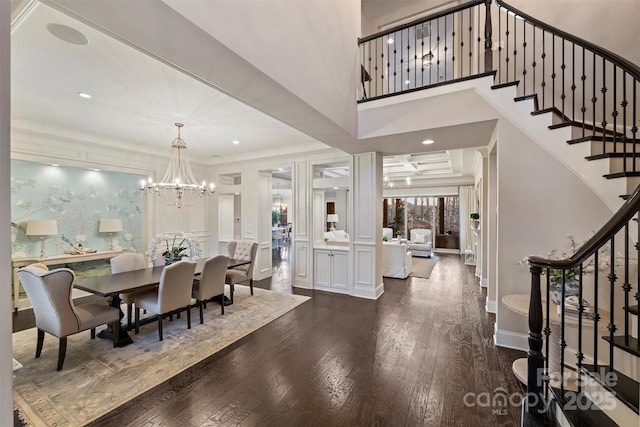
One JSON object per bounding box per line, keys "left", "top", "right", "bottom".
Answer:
{"left": 550, "top": 281, "right": 580, "bottom": 305}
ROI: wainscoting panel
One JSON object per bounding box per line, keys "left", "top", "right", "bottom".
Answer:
{"left": 293, "top": 240, "right": 310, "bottom": 288}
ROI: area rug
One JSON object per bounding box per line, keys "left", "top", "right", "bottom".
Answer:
{"left": 409, "top": 255, "right": 439, "bottom": 279}
{"left": 12, "top": 285, "right": 309, "bottom": 427}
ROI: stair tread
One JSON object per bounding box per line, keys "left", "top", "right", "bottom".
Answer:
{"left": 568, "top": 135, "right": 635, "bottom": 144}
{"left": 515, "top": 94, "right": 537, "bottom": 102}
{"left": 550, "top": 387, "right": 620, "bottom": 427}
{"left": 531, "top": 107, "right": 560, "bottom": 117}
{"left": 629, "top": 305, "right": 638, "bottom": 315}
{"left": 604, "top": 172, "right": 640, "bottom": 179}
{"left": 582, "top": 364, "right": 639, "bottom": 414}
{"left": 602, "top": 335, "right": 640, "bottom": 357}
{"left": 491, "top": 80, "right": 519, "bottom": 90}
{"left": 586, "top": 153, "right": 640, "bottom": 161}
{"left": 548, "top": 120, "right": 626, "bottom": 137}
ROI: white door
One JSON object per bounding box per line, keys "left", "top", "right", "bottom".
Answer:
{"left": 314, "top": 250, "right": 332, "bottom": 289}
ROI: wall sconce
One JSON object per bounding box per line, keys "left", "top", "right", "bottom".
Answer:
{"left": 99, "top": 218, "right": 123, "bottom": 250}
{"left": 26, "top": 220, "right": 58, "bottom": 259}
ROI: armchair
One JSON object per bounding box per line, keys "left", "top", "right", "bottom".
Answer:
{"left": 382, "top": 242, "right": 412, "bottom": 278}
{"left": 407, "top": 228, "right": 433, "bottom": 258}
{"left": 16, "top": 266, "right": 120, "bottom": 370}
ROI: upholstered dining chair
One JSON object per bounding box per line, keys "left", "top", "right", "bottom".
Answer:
{"left": 226, "top": 240, "right": 258, "bottom": 303}
{"left": 110, "top": 253, "right": 155, "bottom": 328}
{"left": 16, "top": 265, "right": 120, "bottom": 371}
{"left": 134, "top": 260, "right": 197, "bottom": 341}
{"left": 192, "top": 255, "right": 228, "bottom": 323}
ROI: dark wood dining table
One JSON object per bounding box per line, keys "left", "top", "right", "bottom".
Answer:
{"left": 74, "top": 257, "right": 250, "bottom": 347}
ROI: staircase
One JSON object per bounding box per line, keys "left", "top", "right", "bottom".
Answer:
{"left": 359, "top": 1, "right": 639, "bottom": 425}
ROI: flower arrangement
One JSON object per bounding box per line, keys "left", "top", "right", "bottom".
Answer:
{"left": 146, "top": 232, "right": 202, "bottom": 264}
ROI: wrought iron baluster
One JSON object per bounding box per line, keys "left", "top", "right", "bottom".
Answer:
{"left": 577, "top": 264, "right": 584, "bottom": 394}
{"left": 581, "top": 47, "right": 586, "bottom": 137}
{"left": 593, "top": 51, "right": 597, "bottom": 138}
{"left": 593, "top": 251, "right": 599, "bottom": 368}
{"left": 571, "top": 43, "right": 576, "bottom": 123}
{"left": 444, "top": 14, "right": 448, "bottom": 81}
{"left": 541, "top": 29, "right": 546, "bottom": 108}
{"left": 468, "top": 8, "right": 472, "bottom": 76}
{"left": 560, "top": 268, "right": 567, "bottom": 398}
{"left": 613, "top": 65, "right": 619, "bottom": 163}
{"left": 532, "top": 24, "right": 536, "bottom": 100}
{"left": 522, "top": 16, "right": 527, "bottom": 95}
{"left": 451, "top": 14, "right": 456, "bottom": 80}
{"left": 602, "top": 58, "right": 608, "bottom": 151}
{"left": 623, "top": 72, "right": 629, "bottom": 170}
{"left": 608, "top": 236, "right": 617, "bottom": 373}
{"left": 544, "top": 271, "right": 551, "bottom": 400}
{"left": 561, "top": 39, "right": 566, "bottom": 122}
{"left": 477, "top": 5, "right": 481, "bottom": 73}
{"left": 484, "top": 0, "right": 492, "bottom": 72}
{"left": 497, "top": 5, "right": 501, "bottom": 82}
{"left": 552, "top": 35, "right": 556, "bottom": 111}
{"left": 623, "top": 223, "right": 630, "bottom": 345}
{"left": 513, "top": 12, "right": 517, "bottom": 86}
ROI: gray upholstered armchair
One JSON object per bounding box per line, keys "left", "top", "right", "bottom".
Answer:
{"left": 16, "top": 265, "right": 121, "bottom": 371}
{"left": 407, "top": 228, "right": 433, "bottom": 258}
{"left": 226, "top": 240, "right": 258, "bottom": 302}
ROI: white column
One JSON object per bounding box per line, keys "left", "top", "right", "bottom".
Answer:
{"left": 351, "top": 152, "right": 383, "bottom": 299}
{"left": 293, "top": 161, "right": 312, "bottom": 288}
{"left": 486, "top": 149, "right": 498, "bottom": 313}
{"left": 242, "top": 169, "right": 272, "bottom": 281}
{"left": 0, "top": 0, "right": 12, "bottom": 422}
{"left": 480, "top": 151, "right": 489, "bottom": 287}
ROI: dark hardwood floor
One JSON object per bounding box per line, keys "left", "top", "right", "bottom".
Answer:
{"left": 13, "top": 251, "right": 526, "bottom": 426}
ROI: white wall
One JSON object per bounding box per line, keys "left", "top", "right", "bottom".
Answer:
{"left": 494, "top": 118, "right": 612, "bottom": 346}
{"left": 0, "top": 0, "right": 13, "bottom": 422}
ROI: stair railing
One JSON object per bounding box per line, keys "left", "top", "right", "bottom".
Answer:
{"left": 358, "top": 0, "right": 494, "bottom": 102}
{"left": 526, "top": 184, "right": 640, "bottom": 416}
{"left": 494, "top": 0, "right": 640, "bottom": 172}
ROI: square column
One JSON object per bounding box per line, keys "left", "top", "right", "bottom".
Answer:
{"left": 351, "top": 152, "right": 383, "bottom": 299}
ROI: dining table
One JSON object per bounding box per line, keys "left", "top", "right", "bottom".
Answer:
{"left": 74, "top": 257, "right": 251, "bottom": 347}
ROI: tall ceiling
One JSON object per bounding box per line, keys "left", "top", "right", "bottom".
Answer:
{"left": 11, "top": 0, "right": 487, "bottom": 183}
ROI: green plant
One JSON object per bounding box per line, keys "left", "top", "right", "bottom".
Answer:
{"left": 382, "top": 235, "right": 389, "bottom": 242}
{"left": 272, "top": 210, "right": 279, "bottom": 225}
{"left": 470, "top": 212, "right": 480, "bottom": 220}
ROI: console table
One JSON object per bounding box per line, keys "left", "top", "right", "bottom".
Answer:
{"left": 12, "top": 250, "right": 124, "bottom": 312}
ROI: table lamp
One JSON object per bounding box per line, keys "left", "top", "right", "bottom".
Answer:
{"left": 99, "top": 218, "right": 123, "bottom": 250}
{"left": 26, "top": 219, "right": 58, "bottom": 259}
{"left": 327, "top": 214, "right": 339, "bottom": 231}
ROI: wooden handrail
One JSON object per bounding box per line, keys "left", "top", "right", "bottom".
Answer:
{"left": 528, "top": 184, "right": 640, "bottom": 269}
{"left": 358, "top": 0, "right": 485, "bottom": 44}
{"left": 496, "top": 0, "right": 640, "bottom": 81}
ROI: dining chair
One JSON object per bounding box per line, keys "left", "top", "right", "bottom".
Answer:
{"left": 134, "top": 260, "right": 197, "bottom": 341}
{"left": 110, "top": 253, "right": 155, "bottom": 328}
{"left": 192, "top": 255, "right": 228, "bottom": 323}
{"left": 16, "top": 265, "right": 120, "bottom": 371}
{"left": 226, "top": 240, "right": 258, "bottom": 303}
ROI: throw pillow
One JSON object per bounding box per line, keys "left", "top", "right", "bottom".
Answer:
{"left": 414, "top": 233, "right": 425, "bottom": 244}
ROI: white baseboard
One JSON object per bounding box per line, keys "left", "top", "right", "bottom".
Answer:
{"left": 494, "top": 325, "right": 528, "bottom": 352}
{"left": 485, "top": 297, "right": 496, "bottom": 314}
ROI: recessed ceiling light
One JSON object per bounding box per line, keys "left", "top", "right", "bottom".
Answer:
{"left": 422, "top": 139, "right": 435, "bottom": 145}
{"left": 333, "top": 187, "right": 338, "bottom": 190}
{"left": 91, "top": 168, "right": 101, "bottom": 172}
{"left": 77, "top": 92, "right": 91, "bottom": 99}
{"left": 47, "top": 23, "right": 89, "bottom": 45}
{"left": 50, "top": 163, "right": 59, "bottom": 167}
{"left": 406, "top": 177, "right": 411, "bottom": 185}
{"left": 234, "top": 192, "right": 240, "bottom": 195}
{"left": 232, "top": 140, "right": 239, "bottom": 145}
{"left": 278, "top": 168, "right": 284, "bottom": 172}
{"left": 387, "top": 38, "right": 394, "bottom": 44}
{"left": 389, "top": 182, "right": 394, "bottom": 188}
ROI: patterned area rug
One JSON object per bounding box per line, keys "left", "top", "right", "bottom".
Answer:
{"left": 409, "top": 255, "right": 439, "bottom": 279}
{"left": 12, "top": 285, "right": 309, "bottom": 426}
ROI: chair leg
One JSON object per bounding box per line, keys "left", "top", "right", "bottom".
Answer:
{"left": 91, "top": 328, "right": 96, "bottom": 339}
{"left": 36, "top": 328, "right": 44, "bottom": 358}
{"left": 57, "top": 337, "right": 67, "bottom": 371}
{"left": 158, "top": 315, "right": 163, "bottom": 341}
{"left": 112, "top": 320, "right": 119, "bottom": 348}
{"left": 187, "top": 306, "right": 191, "bottom": 329}
{"left": 230, "top": 284, "right": 235, "bottom": 303}
{"left": 127, "top": 303, "right": 133, "bottom": 328}
{"left": 250, "top": 278, "right": 254, "bottom": 296}
{"left": 135, "top": 307, "right": 140, "bottom": 334}
{"left": 199, "top": 301, "right": 204, "bottom": 324}
{"left": 220, "top": 296, "right": 225, "bottom": 315}
{"left": 176, "top": 310, "right": 181, "bottom": 319}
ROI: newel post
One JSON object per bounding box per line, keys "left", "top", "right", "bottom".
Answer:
{"left": 484, "top": 0, "right": 493, "bottom": 72}
{"left": 527, "top": 263, "right": 545, "bottom": 412}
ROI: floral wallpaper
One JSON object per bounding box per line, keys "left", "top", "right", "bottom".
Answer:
{"left": 11, "top": 160, "right": 143, "bottom": 259}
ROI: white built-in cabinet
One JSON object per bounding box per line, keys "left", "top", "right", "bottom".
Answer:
{"left": 313, "top": 247, "right": 349, "bottom": 293}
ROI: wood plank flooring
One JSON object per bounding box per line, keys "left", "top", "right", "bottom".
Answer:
{"left": 13, "top": 252, "right": 526, "bottom": 426}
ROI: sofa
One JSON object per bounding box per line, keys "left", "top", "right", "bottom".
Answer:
{"left": 382, "top": 242, "right": 412, "bottom": 278}
{"left": 323, "top": 230, "right": 349, "bottom": 246}
{"left": 407, "top": 228, "right": 433, "bottom": 258}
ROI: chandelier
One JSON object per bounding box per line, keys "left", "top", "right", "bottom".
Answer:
{"left": 140, "top": 123, "right": 215, "bottom": 208}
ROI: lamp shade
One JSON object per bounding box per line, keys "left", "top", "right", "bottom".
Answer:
{"left": 327, "top": 214, "right": 339, "bottom": 223}
{"left": 25, "top": 220, "right": 58, "bottom": 236}
{"left": 99, "top": 218, "right": 123, "bottom": 233}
